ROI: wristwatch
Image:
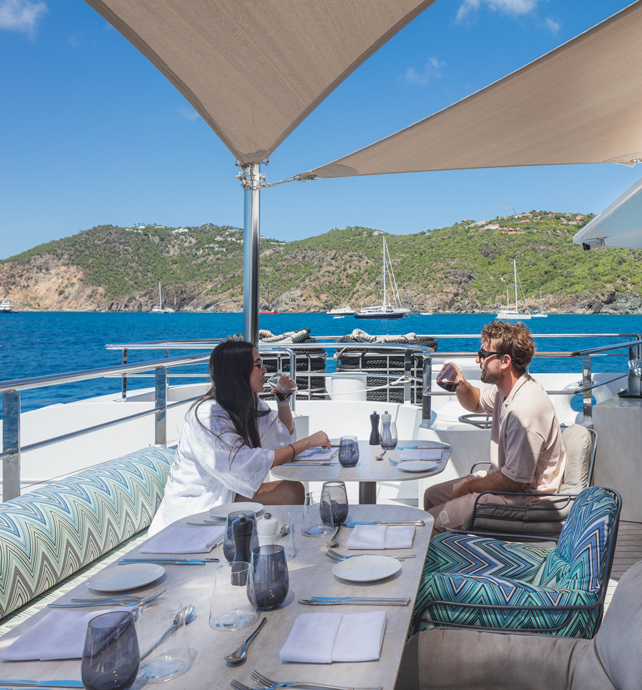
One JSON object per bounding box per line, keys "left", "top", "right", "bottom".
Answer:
{"left": 274, "top": 388, "right": 293, "bottom": 402}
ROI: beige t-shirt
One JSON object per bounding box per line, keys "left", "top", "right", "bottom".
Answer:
{"left": 478, "top": 373, "right": 566, "bottom": 494}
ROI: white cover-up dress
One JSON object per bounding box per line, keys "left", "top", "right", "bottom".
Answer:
{"left": 149, "top": 398, "right": 295, "bottom": 535}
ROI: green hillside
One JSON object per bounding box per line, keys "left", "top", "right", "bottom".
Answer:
{"left": 3, "top": 211, "right": 642, "bottom": 311}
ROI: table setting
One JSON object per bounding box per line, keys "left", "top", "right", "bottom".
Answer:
{"left": 0, "top": 495, "right": 433, "bottom": 690}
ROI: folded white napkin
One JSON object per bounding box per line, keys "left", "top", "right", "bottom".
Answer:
{"left": 0, "top": 608, "right": 121, "bottom": 661}
{"left": 399, "top": 449, "right": 442, "bottom": 462}
{"left": 279, "top": 611, "right": 387, "bottom": 664}
{"left": 294, "top": 448, "right": 338, "bottom": 461}
{"left": 141, "top": 526, "right": 224, "bottom": 554}
{"left": 347, "top": 524, "right": 415, "bottom": 550}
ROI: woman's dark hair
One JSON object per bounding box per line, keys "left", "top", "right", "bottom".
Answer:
{"left": 195, "top": 339, "right": 269, "bottom": 449}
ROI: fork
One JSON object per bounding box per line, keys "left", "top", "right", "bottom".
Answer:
{"left": 247, "top": 669, "right": 382, "bottom": 690}
{"left": 50, "top": 589, "right": 165, "bottom": 608}
{"left": 326, "top": 550, "right": 415, "bottom": 562}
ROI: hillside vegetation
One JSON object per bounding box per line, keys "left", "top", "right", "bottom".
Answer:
{"left": 2, "top": 212, "right": 642, "bottom": 313}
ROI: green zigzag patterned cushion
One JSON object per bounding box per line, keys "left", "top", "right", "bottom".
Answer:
{"left": 0, "top": 447, "right": 174, "bottom": 619}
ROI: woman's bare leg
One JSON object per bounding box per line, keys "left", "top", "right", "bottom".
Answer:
{"left": 235, "top": 480, "right": 305, "bottom": 505}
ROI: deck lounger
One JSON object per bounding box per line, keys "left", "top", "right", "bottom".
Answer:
{"left": 412, "top": 486, "right": 621, "bottom": 638}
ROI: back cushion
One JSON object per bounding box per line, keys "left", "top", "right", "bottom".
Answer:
{"left": 537, "top": 487, "right": 617, "bottom": 592}
{"left": 559, "top": 425, "right": 593, "bottom": 495}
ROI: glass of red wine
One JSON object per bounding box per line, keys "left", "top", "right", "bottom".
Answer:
{"left": 437, "top": 362, "right": 459, "bottom": 393}
{"left": 81, "top": 611, "right": 139, "bottom": 690}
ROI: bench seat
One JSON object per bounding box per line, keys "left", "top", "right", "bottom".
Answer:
{"left": 0, "top": 447, "right": 175, "bottom": 620}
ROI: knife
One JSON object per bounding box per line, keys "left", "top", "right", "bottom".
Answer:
{"left": 118, "top": 558, "right": 218, "bottom": 565}
{"left": 344, "top": 520, "right": 425, "bottom": 527}
{"left": 298, "top": 598, "right": 410, "bottom": 606}
{"left": 282, "top": 462, "right": 343, "bottom": 466}
{"left": 0, "top": 682, "right": 83, "bottom": 688}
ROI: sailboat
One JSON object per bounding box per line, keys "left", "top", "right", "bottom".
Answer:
{"left": 496, "top": 260, "right": 531, "bottom": 320}
{"left": 531, "top": 290, "right": 549, "bottom": 318}
{"left": 355, "top": 237, "right": 409, "bottom": 319}
{"left": 149, "top": 282, "right": 175, "bottom": 314}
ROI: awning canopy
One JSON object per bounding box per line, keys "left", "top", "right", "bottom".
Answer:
{"left": 573, "top": 176, "right": 642, "bottom": 250}
{"left": 85, "top": 0, "right": 436, "bottom": 166}
{"left": 305, "top": 1, "right": 642, "bottom": 179}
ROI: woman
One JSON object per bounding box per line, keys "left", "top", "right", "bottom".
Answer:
{"left": 149, "top": 339, "right": 331, "bottom": 534}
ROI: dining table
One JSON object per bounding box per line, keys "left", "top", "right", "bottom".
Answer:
{"left": 271, "top": 440, "right": 451, "bottom": 504}
{"left": 0, "top": 504, "right": 434, "bottom": 690}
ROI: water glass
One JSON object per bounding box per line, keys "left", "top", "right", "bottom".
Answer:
{"left": 282, "top": 510, "right": 297, "bottom": 560}
{"left": 338, "top": 436, "right": 359, "bottom": 467}
{"left": 81, "top": 611, "right": 139, "bottom": 690}
{"left": 136, "top": 598, "right": 190, "bottom": 684}
{"left": 320, "top": 481, "right": 349, "bottom": 526}
{"left": 301, "top": 491, "right": 334, "bottom": 537}
{"left": 223, "top": 510, "right": 259, "bottom": 562}
{"left": 209, "top": 561, "right": 258, "bottom": 632}
{"left": 251, "top": 545, "right": 289, "bottom": 610}
{"left": 380, "top": 422, "right": 398, "bottom": 450}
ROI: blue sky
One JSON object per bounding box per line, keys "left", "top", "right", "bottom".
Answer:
{"left": 1, "top": 0, "right": 640, "bottom": 259}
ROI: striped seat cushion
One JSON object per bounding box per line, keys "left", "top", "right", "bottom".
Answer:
{"left": 0, "top": 447, "right": 174, "bottom": 619}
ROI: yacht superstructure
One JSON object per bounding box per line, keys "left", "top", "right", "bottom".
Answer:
{"left": 0, "top": 298, "right": 12, "bottom": 313}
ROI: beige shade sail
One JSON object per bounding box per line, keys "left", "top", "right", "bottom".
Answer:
{"left": 306, "top": 1, "right": 642, "bottom": 179}
{"left": 85, "top": 0, "right": 436, "bottom": 166}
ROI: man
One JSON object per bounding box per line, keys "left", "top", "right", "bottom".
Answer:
{"left": 424, "top": 320, "right": 566, "bottom": 535}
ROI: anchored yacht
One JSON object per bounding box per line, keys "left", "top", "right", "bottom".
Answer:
{"left": 0, "top": 298, "right": 12, "bottom": 313}
{"left": 496, "top": 260, "right": 531, "bottom": 320}
{"left": 149, "top": 282, "right": 175, "bottom": 314}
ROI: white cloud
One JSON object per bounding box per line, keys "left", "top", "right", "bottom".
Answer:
{"left": 0, "top": 0, "right": 47, "bottom": 36}
{"left": 457, "top": 0, "right": 538, "bottom": 21}
{"left": 544, "top": 16, "right": 561, "bottom": 34}
{"left": 405, "top": 57, "right": 445, "bottom": 86}
{"left": 178, "top": 106, "right": 201, "bottom": 122}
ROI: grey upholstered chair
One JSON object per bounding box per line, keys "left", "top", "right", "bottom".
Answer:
{"left": 396, "top": 560, "right": 642, "bottom": 690}
{"left": 463, "top": 424, "right": 597, "bottom": 538}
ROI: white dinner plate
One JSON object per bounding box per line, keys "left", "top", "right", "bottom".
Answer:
{"left": 397, "top": 461, "right": 439, "bottom": 473}
{"left": 87, "top": 564, "right": 165, "bottom": 593}
{"left": 209, "top": 501, "right": 264, "bottom": 519}
{"left": 332, "top": 555, "right": 401, "bottom": 582}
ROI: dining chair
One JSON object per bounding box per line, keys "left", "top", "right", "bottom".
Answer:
{"left": 463, "top": 424, "right": 597, "bottom": 539}
{"left": 411, "top": 485, "right": 621, "bottom": 639}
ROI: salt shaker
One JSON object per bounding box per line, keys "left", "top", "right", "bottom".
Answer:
{"left": 369, "top": 411, "right": 380, "bottom": 445}
{"left": 257, "top": 513, "right": 279, "bottom": 546}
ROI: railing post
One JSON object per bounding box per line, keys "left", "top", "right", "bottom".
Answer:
{"left": 121, "top": 349, "right": 128, "bottom": 400}
{"left": 421, "top": 354, "right": 432, "bottom": 428}
{"left": 2, "top": 390, "right": 21, "bottom": 501}
{"left": 403, "top": 350, "right": 411, "bottom": 404}
{"left": 582, "top": 355, "right": 592, "bottom": 426}
{"left": 155, "top": 366, "right": 168, "bottom": 446}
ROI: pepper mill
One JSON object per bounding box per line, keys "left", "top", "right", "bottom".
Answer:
{"left": 232, "top": 513, "right": 253, "bottom": 585}
{"left": 369, "top": 411, "right": 380, "bottom": 445}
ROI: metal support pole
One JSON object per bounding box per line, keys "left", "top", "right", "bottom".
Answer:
{"left": 359, "top": 481, "right": 377, "bottom": 505}
{"left": 155, "top": 367, "right": 168, "bottom": 446}
{"left": 121, "top": 349, "right": 128, "bottom": 400}
{"left": 582, "top": 356, "right": 592, "bottom": 426}
{"left": 2, "top": 390, "right": 21, "bottom": 501}
{"left": 403, "top": 350, "right": 412, "bottom": 404}
{"left": 287, "top": 349, "right": 297, "bottom": 414}
{"left": 243, "top": 163, "right": 261, "bottom": 347}
{"left": 420, "top": 355, "right": 432, "bottom": 428}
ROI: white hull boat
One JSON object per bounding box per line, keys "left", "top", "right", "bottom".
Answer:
{"left": 496, "top": 261, "right": 531, "bottom": 320}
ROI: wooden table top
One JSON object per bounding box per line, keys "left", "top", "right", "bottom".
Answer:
{"left": 271, "top": 440, "right": 451, "bottom": 483}
{"left": 0, "top": 505, "right": 434, "bottom": 690}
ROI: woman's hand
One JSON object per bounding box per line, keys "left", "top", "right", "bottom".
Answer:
{"left": 305, "top": 430, "right": 331, "bottom": 449}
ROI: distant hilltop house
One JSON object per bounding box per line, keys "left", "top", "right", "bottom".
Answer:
{"left": 172, "top": 228, "right": 189, "bottom": 234}
{"left": 483, "top": 223, "right": 500, "bottom": 229}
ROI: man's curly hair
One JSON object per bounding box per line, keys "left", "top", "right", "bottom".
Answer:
{"left": 481, "top": 321, "right": 535, "bottom": 374}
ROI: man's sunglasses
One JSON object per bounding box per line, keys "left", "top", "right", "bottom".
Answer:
{"left": 477, "top": 349, "right": 504, "bottom": 360}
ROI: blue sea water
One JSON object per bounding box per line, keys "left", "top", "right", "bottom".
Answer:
{"left": 1, "top": 311, "right": 641, "bottom": 416}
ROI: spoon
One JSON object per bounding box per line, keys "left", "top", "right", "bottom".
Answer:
{"left": 140, "top": 605, "right": 196, "bottom": 661}
{"left": 328, "top": 523, "right": 342, "bottom": 547}
{"left": 375, "top": 449, "right": 387, "bottom": 461}
{"left": 274, "top": 523, "right": 290, "bottom": 542}
{"left": 224, "top": 616, "right": 267, "bottom": 664}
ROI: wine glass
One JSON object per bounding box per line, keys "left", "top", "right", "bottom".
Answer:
{"left": 81, "top": 611, "right": 139, "bottom": 690}
{"left": 320, "top": 481, "right": 349, "bottom": 526}
{"left": 380, "top": 422, "right": 398, "bottom": 450}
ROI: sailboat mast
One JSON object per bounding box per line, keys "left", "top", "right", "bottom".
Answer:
{"left": 382, "top": 238, "right": 387, "bottom": 307}
{"left": 513, "top": 260, "right": 518, "bottom": 312}
{"left": 158, "top": 282, "right": 162, "bottom": 308}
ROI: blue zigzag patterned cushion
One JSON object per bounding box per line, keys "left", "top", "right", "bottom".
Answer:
{"left": 414, "top": 486, "right": 618, "bottom": 638}
{"left": 0, "top": 447, "right": 174, "bottom": 619}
